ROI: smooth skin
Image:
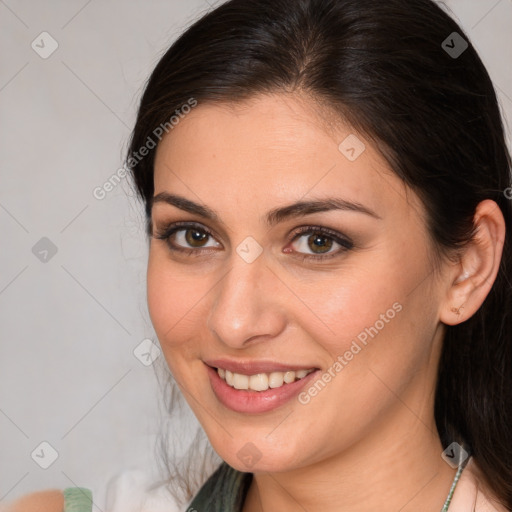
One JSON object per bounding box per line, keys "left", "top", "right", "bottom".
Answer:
{"left": 147, "top": 93, "right": 505, "bottom": 512}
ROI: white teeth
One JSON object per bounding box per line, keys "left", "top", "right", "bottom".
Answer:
{"left": 268, "top": 372, "right": 284, "bottom": 388}
{"left": 217, "top": 367, "right": 314, "bottom": 392}
{"left": 233, "top": 373, "right": 249, "bottom": 390}
{"left": 249, "top": 373, "right": 269, "bottom": 391}
{"left": 283, "top": 371, "right": 295, "bottom": 384}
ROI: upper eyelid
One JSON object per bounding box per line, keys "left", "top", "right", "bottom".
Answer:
{"left": 157, "top": 221, "right": 220, "bottom": 241}
{"left": 154, "top": 219, "right": 221, "bottom": 240}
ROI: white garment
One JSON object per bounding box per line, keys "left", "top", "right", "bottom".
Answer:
{"left": 104, "top": 469, "right": 187, "bottom": 512}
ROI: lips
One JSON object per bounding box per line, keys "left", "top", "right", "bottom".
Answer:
{"left": 205, "top": 363, "right": 320, "bottom": 413}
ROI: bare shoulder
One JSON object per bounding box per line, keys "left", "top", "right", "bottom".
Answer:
{"left": 2, "top": 489, "right": 64, "bottom": 512}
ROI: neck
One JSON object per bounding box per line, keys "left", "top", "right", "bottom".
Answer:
{"left": 243, "top": 388, "right": 458, "bottom": 512}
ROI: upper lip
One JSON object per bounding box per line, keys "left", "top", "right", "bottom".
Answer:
{"left": 204, "top": 358, "right": 319, "bottom": 375}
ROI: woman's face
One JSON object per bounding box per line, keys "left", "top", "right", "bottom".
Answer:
{"left": 148, "top": 93, "right": 449, "bottom": 472}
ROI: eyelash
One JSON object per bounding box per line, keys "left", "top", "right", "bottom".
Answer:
{"left": 152, "top": 221, "right": 354, "bottom": 261}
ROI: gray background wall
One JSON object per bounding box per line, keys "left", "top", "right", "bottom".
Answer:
{"left": 1, "top": 0, "right": 511, "bottom": 510}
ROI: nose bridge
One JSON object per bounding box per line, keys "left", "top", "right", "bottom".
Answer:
{"left": 207, "top": 247, "right": 285, "bottom": 347}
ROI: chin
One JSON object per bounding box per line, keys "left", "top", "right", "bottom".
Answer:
{"left": 210, "top": 436, "right": 305, "bottom": 474}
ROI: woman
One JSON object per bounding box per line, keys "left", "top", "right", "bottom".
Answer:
{"left": 6, "top": 0, "right": 511, "bottom": 510}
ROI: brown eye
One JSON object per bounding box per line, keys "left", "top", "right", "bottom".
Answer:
{"left": 306, "top": 233, "right": 334, "bottom": 254}
{"left": 184, "top": 228, "right": 210, "bottom": 247}
{"left": 289, "top": 226, "right": 354, "bottom": 260}
{"left": 153, "top": 222, "right": 221, "bottom": 253}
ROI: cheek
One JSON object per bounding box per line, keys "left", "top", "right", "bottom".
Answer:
{"left": 147, "top": 267, "right": 197, "bottom": 382}
{"left": 146, "top": 252, "right": 205, "bottom": 356}
{"left": 288, "top": 263, "right": 401, "bottom": 360}
{"left": 303, "top": 250, "right": 435, "bottom": 379}
{"left": 146, "top": 258, "right": 171, "bottom": 339}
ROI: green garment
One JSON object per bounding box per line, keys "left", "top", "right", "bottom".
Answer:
{"left": 187, "top": 462, "right": 252, "bottom": 511}
{"left": 188, "top": 457, "right": 470, "bottom": 512}
{"left": 62, "top": 488, "right": 93, "bottom": 512}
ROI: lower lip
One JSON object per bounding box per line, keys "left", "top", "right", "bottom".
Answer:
{"left": 206, "top": 364, "right": 320, "bottom": 414}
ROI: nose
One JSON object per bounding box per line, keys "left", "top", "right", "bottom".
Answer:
{"left": 207, "top": 248, "right": 287, "bottom": 349}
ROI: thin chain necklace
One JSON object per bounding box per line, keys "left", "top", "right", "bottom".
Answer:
{"left": 441, "top": 456, "right": 471, "bottom": 511}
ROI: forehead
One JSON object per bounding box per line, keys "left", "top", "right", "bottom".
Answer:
{"left": 152, "top": 93, "right": 422, "bottom": 224}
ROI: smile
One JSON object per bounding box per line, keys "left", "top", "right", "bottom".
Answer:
{"left": 216, "top": 367, "right": 316, "bottom": 392}
{"left": 205, "top": 363, "right": 321, "bottom": 413}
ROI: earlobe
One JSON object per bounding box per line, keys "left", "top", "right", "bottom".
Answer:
{"left": 441, "top": 269, "right": 474, "bottom": 326}
{"left": 449, "top": 271, "right": 470, "bottom": 317}
{"left": 439, "top": 199, "right": 506, "bottom": 327}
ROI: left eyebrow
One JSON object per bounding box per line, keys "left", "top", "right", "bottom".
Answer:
{"left": 264, "top": 197, "right": 382, "bottom": 227}
{"left": 150, "top": 192, "right": 382, "bottom": 228}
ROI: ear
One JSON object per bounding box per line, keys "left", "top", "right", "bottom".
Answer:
{"left": 440, "top": 199, "right": 506, "bottom": 326}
